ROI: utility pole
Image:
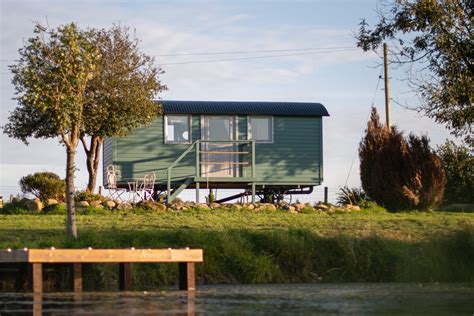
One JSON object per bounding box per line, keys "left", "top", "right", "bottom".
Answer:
{"left": 383, "top": 42, "right": 390, "bottom": 128}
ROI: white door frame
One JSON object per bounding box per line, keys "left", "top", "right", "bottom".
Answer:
{"left": 200, "top": 115, "right": 238, "bottom": 177}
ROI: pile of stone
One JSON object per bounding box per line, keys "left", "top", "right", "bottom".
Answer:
{"left": 147, "top": 200, "right": 362, "bottom": 213}
{"left": 9, "top": 196, "right": 50, "bottom": 212}
{"left": 7, "top": 195, "right": 362, "bottom": 214}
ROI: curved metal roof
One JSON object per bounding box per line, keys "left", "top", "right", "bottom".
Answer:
{"left": 159, "top": 100, "right": 329, "bottom": 117}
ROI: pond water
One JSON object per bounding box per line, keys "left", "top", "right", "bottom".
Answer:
{"left": 0, "top": 283, "right": 473, "bottom": 315}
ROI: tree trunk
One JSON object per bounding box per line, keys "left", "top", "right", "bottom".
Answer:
{"left": 66, "top": 145, "right": 78, "bottom": 238}
{"left": 83, "top": 136, "right": 103, "bottom": 193}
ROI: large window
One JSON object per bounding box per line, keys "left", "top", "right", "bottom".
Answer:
{"left": 164, "top": 115, "right": 191, "bottom": 144}
{"left": 248, "top": 116, "right": 273, "bottom": 143}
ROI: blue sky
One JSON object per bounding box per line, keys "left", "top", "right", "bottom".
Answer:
{"left": 0, "top": 0, "right": 456, "bottom": 202}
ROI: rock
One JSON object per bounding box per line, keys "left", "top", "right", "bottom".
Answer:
{"left": 19, "top": 197, "right": 31, "bottom": 206}
{"left": 154, "top": 203, "right": 167, "bottom": 211}
{"left": 260, "top": 203, "right": 277, "bottom": 211}
{"left": 185, "top": 202, "right": 196, "bottom": 208}
{"left": 171, "top": 202, "right": 184, "bottom": 210}
{"left": 46, "top": 199, "right": 58, "bottom": 206}
{"left": 343, "top": 204, "right": 360, "bottom": 211}
{"left": 103, "top": 200, "right": 116, "bottom": 209}
{"left": 232, "top": 204, "right": 242, "bottom": 210}
{"left": 246, "top": 204, "right": 255, "bottom": 210}
{"left": 288, "top": 206, "right": 296, "bottom": 212}
{"left": 289, "top": 209, "right": 298, "bottom": 214}
{"left": 77, "top": 201, "right": 90, "bottom": 207}
{"left": 26, "top": 199, "right": 44, "bottom": 212}
{"left": 116, "top": 203, "right": 133, "bottom": 211}
{"left": 90, "top": 200, "right": 102, "bottom": 208}
{"left": 315, "top": 204, "right": 329, "bottom": 210}
{"left": 210, "top": 202, "right": 221, "bottom": 209}
{"left": 294, "top": 203, "right": 305, "bottom": 211}
{"left": 196, "top": 203, "right": 210, "bottom": 210}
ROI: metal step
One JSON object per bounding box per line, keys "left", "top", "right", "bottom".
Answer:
{"left": 168, "top": 177, "right": 194, "bottom": 202}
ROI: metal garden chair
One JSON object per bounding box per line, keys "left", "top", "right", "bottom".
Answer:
{"left": 142, "top": 172, "right": 156, "bottom": 201}
{"left": 105, "top": 165, "right": 126, "bottom": 202}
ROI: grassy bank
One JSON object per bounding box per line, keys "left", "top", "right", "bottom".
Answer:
{"left": 0, "top": 206, "right": 473, "bottom": 290}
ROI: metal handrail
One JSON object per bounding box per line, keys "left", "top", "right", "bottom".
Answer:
{"left": 166, "top": 140, "right": 255, "bottom": 201}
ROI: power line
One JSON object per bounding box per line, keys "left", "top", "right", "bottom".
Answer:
{"left": 343, "top": 68, "right": 383, "bottom": 187}
{"left": 159, "top": 48, "right": 359, "bottom": 66}
{"left": 0, "top": 47, "right": 360, "bottom": 73}
{"left": 153, "top": 46, "right": 356, "bottom": 57}
{"left": 0, "top": 46, "right": 358, "bottom": 62}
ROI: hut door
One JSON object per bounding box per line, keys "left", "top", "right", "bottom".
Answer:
{"left": 201, "top": 116, "right": 237, "bottom": 177}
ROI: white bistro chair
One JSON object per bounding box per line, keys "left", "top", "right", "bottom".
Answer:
{"left": 105, "top": 165, "right": 126, "bottom": 202}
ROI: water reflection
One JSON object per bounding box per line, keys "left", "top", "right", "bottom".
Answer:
{"left": 1, "top": 283, "right": 473, "bottom": 315}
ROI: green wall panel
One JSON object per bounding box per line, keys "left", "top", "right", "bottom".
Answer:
{"left": 105, "top": 115, "right": 324, "bottom": 186}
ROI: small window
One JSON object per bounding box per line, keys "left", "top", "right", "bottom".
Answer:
{"left": 248, "top": 116, "right": 273, "bottom": 143}
{"left": 165, "top": 115, "right": 191, "bottom": 144}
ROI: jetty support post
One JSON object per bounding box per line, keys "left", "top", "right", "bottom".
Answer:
{"left": 31, "top": 263, "right": 42, "bottom": 294}
{"left": 179, "top": 262, "right": 196, "bottom": 291}
{"left": 71, "top": 263, "right": 82, "bottom": 292}
{"left": 119, "top": 263, "right": 133, "bottom": 291}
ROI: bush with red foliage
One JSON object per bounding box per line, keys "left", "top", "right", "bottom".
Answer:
{"left": 359, "top": 108, "right": 445, "bottom": 211}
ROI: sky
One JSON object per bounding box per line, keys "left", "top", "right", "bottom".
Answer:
{"left": 0, "top": 0, "right": 457, "bottom": 202}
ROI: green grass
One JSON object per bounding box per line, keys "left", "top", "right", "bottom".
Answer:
{"left": 0, "top": 206, "right": 473, "bottom": 290}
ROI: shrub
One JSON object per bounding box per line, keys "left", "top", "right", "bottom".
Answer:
{"left": 19, "top": 172, "right": 66, "bottom": 202}
{"left": 0, "top": 203, "right": 31, "bottom": 215}
{"left": 336, "top": 186, "right": 370, "bottom": 207}
{"left": 75, "top": 190, "right": 103, "bottom": 203}
{"left": 436, "top": 140, "right": 474, "bottom": 204}
{"left": 359, "top": 107, "right": 445, "bottom": 211}
{"left": 206, "top": 191, "right": 215, "bottom": 204}
{"left": 43, "top": 203, "right": 67, "bottom": 214}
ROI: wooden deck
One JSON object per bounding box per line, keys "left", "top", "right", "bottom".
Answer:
{"left": 0, "top": 248, "right": 203, "bottom": 293}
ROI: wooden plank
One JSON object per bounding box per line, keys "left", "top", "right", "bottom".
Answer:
{"left": 0, "top": 249, "right": 203, "bottom": 263}
{"left": 31, "top": 263, "right": 42, "bottom": 293}
{"left": 179, "top": 262, "right": 196, "bottom": 291}
{"left": 71, "top": 263, "right": 82, "bottom": 292}
{"left": 119, "top": 263, "right": 133, "bottom": 291}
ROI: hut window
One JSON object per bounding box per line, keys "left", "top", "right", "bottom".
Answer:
{"left": 164, "top": 115, "right": 191, "bottom": 144}
{"left": 248, "top": 116, "right": 273, "bottom": 143}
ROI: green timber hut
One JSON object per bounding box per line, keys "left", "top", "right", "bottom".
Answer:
{"left": 103, "top": 100, "right": 329, "bottom": 202}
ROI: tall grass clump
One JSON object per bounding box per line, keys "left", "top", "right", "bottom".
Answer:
{"left": 359, "top": 107, "right": 445, "bottom": 211}
{"left": 336, "top": 186, "right": 370, "bottom": 206}
{"left": 2, "top": 227, "right": 473, "bottom": 291}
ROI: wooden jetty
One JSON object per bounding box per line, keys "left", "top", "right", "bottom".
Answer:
{"left": 0, "top": 248, "right": 203, "bottom": 292}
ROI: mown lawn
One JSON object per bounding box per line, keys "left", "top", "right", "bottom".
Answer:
{"left": 0, "top": 207, "right": 472, "bottom": 246}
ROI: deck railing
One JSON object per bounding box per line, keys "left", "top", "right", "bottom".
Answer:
{"left": 166, "top": 140, "right": 256, "bottom": 200}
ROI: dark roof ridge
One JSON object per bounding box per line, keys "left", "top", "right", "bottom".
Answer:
{"left": 157, "top": 100, "right": 329, "bottom": 117}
